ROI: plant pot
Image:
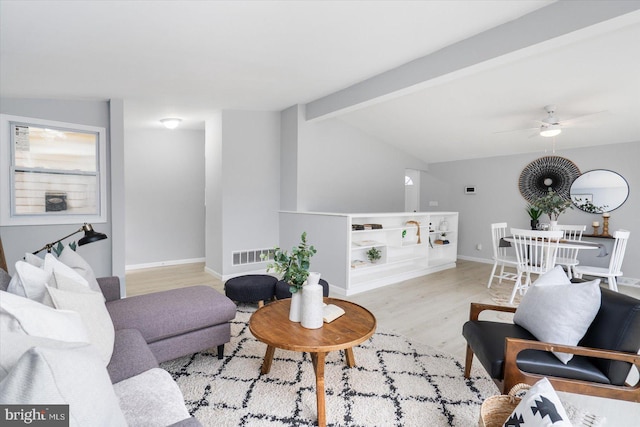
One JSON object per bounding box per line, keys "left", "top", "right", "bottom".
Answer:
{"left": 530, "top": 219, "right": 539, "bottom": 230}
{"left": 550, "top": 220, "right": 558, "bottom": 228}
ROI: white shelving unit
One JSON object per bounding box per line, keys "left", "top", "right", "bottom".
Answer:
{"left": 279, "top": 211, "right": 458, "bottom": 296}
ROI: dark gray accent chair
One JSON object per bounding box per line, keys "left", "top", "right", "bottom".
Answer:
{"left": 462, "top": 288, "right": 640, "bottom": 402}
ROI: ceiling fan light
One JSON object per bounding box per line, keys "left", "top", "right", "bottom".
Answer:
{"left": 540, "top": 124, "right": 561, "bottom": 137}
{"left": 160, "top": 118, "right": 182, "bottom": 129}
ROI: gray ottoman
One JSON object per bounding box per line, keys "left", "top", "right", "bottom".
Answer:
{"left": 224, "top": 274, "right": 277, "bottom": 307}
{"left": 275, "top": 279, "right": 330, "bottom": 300}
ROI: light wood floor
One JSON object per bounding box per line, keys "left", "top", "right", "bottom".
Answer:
{"left": 126, "top": 259, "right": 640, "bottom": 424}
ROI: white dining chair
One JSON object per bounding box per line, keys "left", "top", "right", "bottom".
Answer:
{"left": 509, "top": 228, "right": 563, "bottom": 304}
{"left": 487, "top": 222, "right": 519, "bottom": 288}
{"left": 574, "top": 230, "right": 630, "bottom": 291}
{"left": 550, "top": 224, "right": 586, "bottom": 279}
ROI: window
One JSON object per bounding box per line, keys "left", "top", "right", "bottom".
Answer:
{"left": 405, "top": 176, "right": 414, "bottom": 186}
{"left": 0, "top": 114, "right": 107, "bottom": 225}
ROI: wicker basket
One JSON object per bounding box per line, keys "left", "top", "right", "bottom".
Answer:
{"left": 479, "top": 384, "right": 531, "bottom": 427}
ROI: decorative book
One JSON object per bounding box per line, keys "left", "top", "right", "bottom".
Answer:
{"left": 323, "top": 304, "right": 345, "bottom": 323}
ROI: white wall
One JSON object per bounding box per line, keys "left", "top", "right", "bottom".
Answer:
{"left": 422, "top": 141, "right": 640, "bottom": 280}
{"left": 125, "top": 129, "right": 205, "bottom": 268}
{"left": 293, "top": 110, "right": 429, "bottom": 213}
{"left": 0, "top": 98, "right": 117, "bottom": 278}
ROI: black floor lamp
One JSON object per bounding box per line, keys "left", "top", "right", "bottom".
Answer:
{"left": 32, "top": 223, "right": 108, "bottom": 255}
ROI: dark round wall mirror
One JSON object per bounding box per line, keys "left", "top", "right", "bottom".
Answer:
{"left": 570, "top": 169, "right": 629, "bottom": 213}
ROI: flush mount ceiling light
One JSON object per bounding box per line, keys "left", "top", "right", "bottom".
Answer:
{"left": 160, "top": 118, "right": 182, "bottom": 129}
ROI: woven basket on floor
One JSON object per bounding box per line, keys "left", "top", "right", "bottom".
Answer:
{"left": 479, "top": 384, "right": 531, "bottom": 427}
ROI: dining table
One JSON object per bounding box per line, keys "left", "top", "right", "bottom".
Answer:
{"left": 500, "top": 236, "right": 608, "bottom": 257}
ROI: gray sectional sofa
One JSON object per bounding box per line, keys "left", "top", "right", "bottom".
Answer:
{"left": 1, "top": 268, "right": 237, "bottom": 426}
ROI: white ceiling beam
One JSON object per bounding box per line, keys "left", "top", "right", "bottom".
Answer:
{"left": 305, "top": 1, "right": 640, "bottom": 121}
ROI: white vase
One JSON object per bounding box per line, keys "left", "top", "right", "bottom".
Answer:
{"left": 301, "top": 272, "right": 323, "bottom": 329}
{"left": 550, "top": 220, "right": 558, "bottom": 229}
{"left": 289, "top": 289, "right": 302, "bottom": 322}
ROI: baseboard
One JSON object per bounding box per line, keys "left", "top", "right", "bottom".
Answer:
{"left": 458, "top": 255, "right": 493, "bottom": 264}
{"left": 125, "top": 257, "right": 206, "bottom": 271}
{"left": 204, "top": 265, "right": 270, "bottom": 282}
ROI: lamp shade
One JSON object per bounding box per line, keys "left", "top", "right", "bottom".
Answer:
{"left": 78, "top": 223, "right": 108, "bottom": 246}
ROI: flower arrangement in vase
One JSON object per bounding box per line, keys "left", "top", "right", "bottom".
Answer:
{"left": 262, "top": 232, "right": 317, "bottom": 322}
{"left": 263, "top": 231, "right": 317, "bottom": 294}
{"left": 533, "top": 189, "right": 573, "bottom": 225}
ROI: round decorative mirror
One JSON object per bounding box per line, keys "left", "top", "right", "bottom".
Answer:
{"left": 570, "top": 169, "right": 629, "bottom": 213}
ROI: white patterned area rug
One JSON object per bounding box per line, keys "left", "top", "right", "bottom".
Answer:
{"left": 489, "top": 281, "right": 523, "bottom": 307}
{"left": 161, "top": 306, "right": 497, "bottom": 426}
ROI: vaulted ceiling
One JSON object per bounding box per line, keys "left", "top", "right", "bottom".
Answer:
{"left": 1, "top": 1, "right": 639, "bottom": 163}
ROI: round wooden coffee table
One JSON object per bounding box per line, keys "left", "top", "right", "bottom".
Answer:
{"left": 249, "top": 297, "right": 376, "bottom": 427}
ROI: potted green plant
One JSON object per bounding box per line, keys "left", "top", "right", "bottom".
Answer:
{"left": 366, "top": 247, "right": 381, "bottom": 263}
{"left": 525, "top": 204, "right": 543, "bottom": 230}
{"left": 263, "top": 232, "right": 317, "bottom": 322}
{"left": 533, "top": 189, "right": 573, "bottom": 225}
{"left": 263, "top": 231, "right": 317, "bottom": 294}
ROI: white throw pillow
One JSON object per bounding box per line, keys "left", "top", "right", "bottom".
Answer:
{"left": 24, "top": 252, "right": 44, "bottom": 268}
{"left": 57, "top": 247, "right": 102, "bottom": 293}
{"left": 43, "top": 253, "right": 90, "bottom": 289}
{"left": 0, "top": 331, "right": 89, "bottom": 382}
{"left": 47, "top": 275, "right": 115, "bottom": 365}
{"left": 532, "top": 265, "right": 571, "bottom": 287}
{"left": 0, "top": 344, "right": 128, "bottom": 427}
{"left": 0, "top": 290, "right": 90, "bottom": 343}
{"left": 514, "top": 279, "right": 601, "bottom": 364}
{"left": 7, "top": 261, "right": 54, "bottom": 306}
{"left": 502, "top": 378, "right": 571, "bottom": 427}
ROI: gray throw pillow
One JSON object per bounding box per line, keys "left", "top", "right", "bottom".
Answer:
{"left": 514, "top": 279, "right": 601, "bottom": 364}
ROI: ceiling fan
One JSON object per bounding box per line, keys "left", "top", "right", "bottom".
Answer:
{"left": 496, "top": 105, "right": 607, "bottom": 138}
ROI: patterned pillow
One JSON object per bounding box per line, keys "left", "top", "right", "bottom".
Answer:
{"left": 502, "top": 378, "right": 571, "bottom": 427}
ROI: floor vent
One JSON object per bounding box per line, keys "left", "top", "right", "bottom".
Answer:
{"left": 232, "top": 248, "right": 274, "bottom": 266}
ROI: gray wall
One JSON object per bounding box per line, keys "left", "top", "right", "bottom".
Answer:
{"left": 280, "top": 105, "right": 300, "bottom": 211}
{"left": 205, "top": 110, "right": 281, "bottom": 279}
{"left": 422, "top": 141, "right": 640, "bottom": 280}
{"left": 291, "top": 108, "right": 429, "bottom": 213}
{"left": 0, "top": 98, "right": 117, "bottom": 278}
{"left": 125, "top": 129, "right": 205, "bottom": 267}
{"left": 205, "top": 112, "right": 223, "bottom": 274}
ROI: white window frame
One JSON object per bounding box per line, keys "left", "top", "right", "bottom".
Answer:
{"left": 0, "top": 114, "right": 107, "bottom": 226}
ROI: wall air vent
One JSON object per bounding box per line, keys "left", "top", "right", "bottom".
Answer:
{"left": 232, "top": 248, "right": 274, "bottom": 266}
